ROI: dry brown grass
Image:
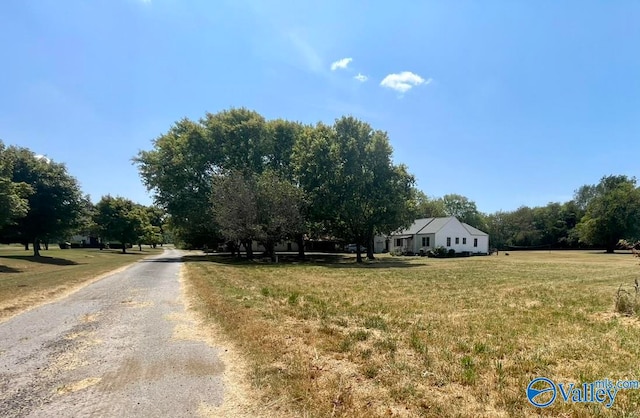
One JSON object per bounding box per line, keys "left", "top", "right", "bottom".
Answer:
{"left": 185, "top": 251, "right": 640, "bottom": 417}
{"left": 0, "top": 244, "right": 162, "bottom": 322}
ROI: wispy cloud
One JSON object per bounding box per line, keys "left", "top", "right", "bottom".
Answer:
{"left": 380, "top": 71, "right": 431, "bottom": 93}
{"left": 354, "top": 73, "right": 368, "bottom": 82}
{"left": 287, "top": 32, "right": 324, "bottom": 73}
{"left": 330, "top": 57, "right": 352, "bottom": 71}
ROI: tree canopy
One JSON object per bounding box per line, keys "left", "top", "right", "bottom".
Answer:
{"left": 0, "top": 145, "right": 84, "bottom": 256}
{"left": 575, "top": 175, "right": 640, "bottom": 253}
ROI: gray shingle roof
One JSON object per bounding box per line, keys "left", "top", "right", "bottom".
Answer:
{"left": 391, "top": 217, "right": 488, "bottom": 236}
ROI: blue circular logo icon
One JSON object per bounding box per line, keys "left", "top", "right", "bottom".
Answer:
{"left": 527, "top": 377, "right": 557, "bottom": 408}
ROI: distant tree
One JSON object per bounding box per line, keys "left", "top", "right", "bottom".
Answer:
{"left": 145, "top": 205, "right": 167, "bottom": 247}
{"left": 441, "top": 194, "right": 486, "bottom": 229}
{"left": 0, "top": 146, "right": 83, "bottom": 256}
{"left": 414, "top": 191, "right": 446, "bottom": 218}
{"left": 576, "top": 175, "right": 640, "bottom": 253}
{"left": 94, "top": 196, "right": 149, "bottom": 254}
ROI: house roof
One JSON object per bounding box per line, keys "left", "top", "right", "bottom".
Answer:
{"left": 390, "top": 217, "right": 488, "bottom": 236}
{"left": 400, "top": 218, "right": 437, "bottom": 235}
{"left": 461, "top": 222, "right": 489, "bottom": 236}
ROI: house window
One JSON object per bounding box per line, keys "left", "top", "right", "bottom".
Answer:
{"left": 446, "top": 237, "right": 451, "bottom": 247}
{"left": 455, "top": 237, "right": 459, "bottom": 245}
{"left": 421, "top": 237, "right": 430, "bottom": 247}
{"left": 463, "top": 238, "right": 467, "bottom": 245}
{"left": 474, "top": 238, "right": 478, "bottom": 247}
{"left": 396, "top": 238, "right": 402, "bottom": 247}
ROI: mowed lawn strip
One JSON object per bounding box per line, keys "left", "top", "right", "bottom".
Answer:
{"left": 0, "top": 245, "right": 163, "bottom": 321}
{"left": 185, "top": 251, "right": 640, "bottom": 417}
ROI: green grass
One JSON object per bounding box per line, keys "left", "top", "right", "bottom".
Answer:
{"left": 0, "top": 244, "right": 163, "bottom": 320}
{"left": 185, "top": 251, "right": 640, "bottom": 417}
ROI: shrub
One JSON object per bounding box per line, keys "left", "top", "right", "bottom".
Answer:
{"left": 447, "top": 249, "right": 456, "bottom": 257}
{"left": 615, "top": 280, "right": 640, "bottom": 316}
{"left": 431, "top": 246, "right": 447, "bottom": 257}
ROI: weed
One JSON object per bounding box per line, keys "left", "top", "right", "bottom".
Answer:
{"left": 363, "top": 315, "right": 387, "bottom": 331}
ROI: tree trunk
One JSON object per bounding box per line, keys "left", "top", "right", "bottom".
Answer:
{"left": 44, "top": 241, "right": 49, "bottom": 250}
{"left": 33, "top": 238, "right": 40, "bottom": 257}
{"left": 356, "top": 247, "right": 363, "bottom": 263}
{"left": 264, "top": 241, "right": 276, "bottom": 262}
{"left": 243, "top": 239, "right": 254, "bottom": 260}
{"left": 296, "top": 233, "right": 306, "bottom": 260}
{"left": 24, "top": 242, "right": 29, "bottom": 251}
{"left": 122, "top": 239, "right": 127, "bottom": 254}
{"left": 138, "top": 243, "right": 142, "bottom": 251}
{"left": 366, "top": 235, "right": 375, "bottom": 260}
{"left": 606, "top": 239, "right": 618, "bottom": 253}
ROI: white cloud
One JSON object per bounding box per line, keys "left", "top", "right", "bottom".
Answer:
{"left": 330, "top": 57, "right": 352, "bottom": 71}
{"left": 354, "top": 73, "right": 368, "bottom": 82}
{"left": 34, "top": 154, "right": 51, "bottom": 163}
{"left": 380, "top": 71, "right": 431, "bottom": 93}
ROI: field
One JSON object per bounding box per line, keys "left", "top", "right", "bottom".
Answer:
{"left": 185, "top": 251, "right": 640, "bottom": 417}
{"left": 0, "top": 244, "right": 162, "bottom": 322}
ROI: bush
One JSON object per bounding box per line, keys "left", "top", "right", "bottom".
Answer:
{"left": 447, "top": 249, "right": 456, "bottom": 257}
{"left": 615, "top": 280, "right": 640, "bottom": 316}
{"left": 431, "top": 246, "right": 447, "bottom": 257}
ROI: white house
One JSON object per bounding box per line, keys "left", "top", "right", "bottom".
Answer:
{"left": 375, "top": 217, "right": 489, "bottom": 255}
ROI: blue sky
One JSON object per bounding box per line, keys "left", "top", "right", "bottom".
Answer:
{"left": 2, "top": 0, "right": 639, "bottom": 213}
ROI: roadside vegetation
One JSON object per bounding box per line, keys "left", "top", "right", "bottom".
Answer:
{"left": 0, "top": 244, "right": 162, "bottom": 321}
{"left": 186, "top": 251, "right": 640, "bottom": 417}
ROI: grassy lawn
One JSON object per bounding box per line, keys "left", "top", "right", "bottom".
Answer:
{"left": 185, "top": 251, "right": 640, "bottom": 417}
{"left": 0, "top": 244, "right": 163, "bottom": 321}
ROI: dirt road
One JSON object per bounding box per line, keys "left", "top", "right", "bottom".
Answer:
{"left": 0, "top": 248, "right": 225, "bottom": 417}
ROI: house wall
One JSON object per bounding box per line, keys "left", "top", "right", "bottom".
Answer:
{"left": 251, "top": 241, "right": 299, "bottom": 252}
{"left": 414, "top": 233, "right": 435, "bottom": 253}
{"left": 435, "top": 219, "right": 489, "bottom": 253}
{"left": 373, "top": 236, "right": 387, "bottom": 253}
{"left": 388, "top": 236, "right": 411, "bottom": 253}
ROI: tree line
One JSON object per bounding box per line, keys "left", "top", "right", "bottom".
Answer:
{"left": 136, "top": 107, "right": 640, "bottom": 259}
{"left": 0, "top": 141, "right": 166, "bottom": 255}
{"left": 135, "top": 109, "right": 416, "bottom": 262}
{"left": 3, "top": 108, "right": 638, "bottom": 259}
{"left": 417, "top": 175, "right": 640, "bottom": 254}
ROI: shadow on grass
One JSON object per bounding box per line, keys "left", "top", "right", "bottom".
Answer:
{"left": 0, "top": 255, "right": 80, "bottom": 266}
{"left": 0, "top": 265, "right": 21, "bottom": 273}
{"left": 180, "top": 254, "right": 424, "bottom": 269}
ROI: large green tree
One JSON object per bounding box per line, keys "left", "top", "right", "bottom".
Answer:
{"left": 293, "top": 116, "right": 415, "bottom": 262}
{"left": 0, "top": 141, "right": 31, "bottom": 228}
{"left": 0, "top": 146, "right": 83, "bottom": 256}
{"left": 135, "top": 118, "right": 218, "bottom": 248}
{"left": 135, "top": 109, "right": 300, "bottom": 249}
{"left": 576, "top": 175, "right": 640, "bottom": 253}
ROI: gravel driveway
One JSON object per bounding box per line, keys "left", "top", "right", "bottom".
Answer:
{"left": 0, "top": 248, "right": 225, "bottom": 417}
